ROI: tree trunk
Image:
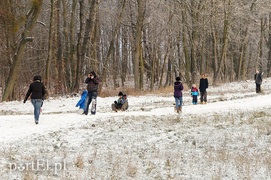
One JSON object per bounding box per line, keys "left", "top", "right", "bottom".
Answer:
{"left": 257, "top": 18, "right": 265, "bottom": 72}
{"left": 69, "top": 0, "right": 77, "bottom": 91}
{"left": 182, "top": 9, "right": 191, "bottom": 85}
{"left": 121, "top": 26, "right": 128, "bottom": 87}
{"left": 213, "top": 0, "right": 231, "bottom": 84}
{"left": 61, "top": 0, "right": 71, "bottom": 92}
{"left": 75, "top": 0, "right": 97, "bottom": 92}
{"left": 75, "top": 1, "right": 84, "bottom": 92}
{"left": 56, "top": 0, "right": 64, "bottom": 94}
{"left": 134, "top": 0, "right": 145, "bottom": 90}
{"left": 45, "top": 0, "right": 55, "bottom": 89}
{"left": 267, "top": 14, "right": 271, "bottom": 77}
{"left": 3, "top": 0, "right": 43, "bottom": 101}
{"left": 99, "top": 0, "right": 126, "bottom": 94}
{"left": 237, "top": 27, "right": 248, "bottom": 80}
{"left": 190, "top": 0, "right": 200, "bottom": 85}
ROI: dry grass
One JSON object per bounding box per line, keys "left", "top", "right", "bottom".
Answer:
{"left": 100, "top": 83, "right": 189, "bottom": 97}
{"left": 126, "top": 163, "right": 138, "bottom": 177}
{"left": 75, "top": 155, "right": 84, "bottom": 169}
{"left": 2, "top": 108, "right": 271, "bottom": 179}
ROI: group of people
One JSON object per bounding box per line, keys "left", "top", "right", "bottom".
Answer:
{"left": 173, "top": 70, "right": 264, "bottom": 114}
{"left": 76, "top": 90, "right": 128, "bottom": 114}
{"left": 23, "top": 70, "right": 264, "bottom": 123}
{"left": 173, "top": 74, "right": 209, "bottom": 113}
{"left": 75, "top": 71, "right": 128, "bottom": 114}
{"left": 23, "top": 70, "right": 129, "bottom": 124}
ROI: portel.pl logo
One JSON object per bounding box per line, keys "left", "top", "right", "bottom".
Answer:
{"left": 9, "top": 159, "right": 66, "bottom": 174}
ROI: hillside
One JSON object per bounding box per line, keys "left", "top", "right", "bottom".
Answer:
{"left": 0, "top": 79, "right": 271, "bottom": 179}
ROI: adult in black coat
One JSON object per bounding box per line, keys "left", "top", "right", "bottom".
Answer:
{"left": 254, "top": 70, "right": 263, "bottom": 93}
{"left": 199, "top": 74, "right": 209, "bottom": 104}
{"left": 24, "top": 75, "right": 46, "bottom": 124}
{"left": 84, "top": 71, "right": 100, "bottom": 115}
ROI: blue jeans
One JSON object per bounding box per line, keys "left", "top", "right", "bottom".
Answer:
{"left": 31, "top": 99, "right": 43, "bottom": 121}
{"left": 175, "top": 97, "right": 183, "bottom": 109}
{"left": 84, "top": 92, "right": 98, "bottom": 115}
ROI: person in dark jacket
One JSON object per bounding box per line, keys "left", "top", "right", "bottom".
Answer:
{"left": 84, "top": 71, "right": 100, "bottom": 115}
{"left": 199, "top": 74, "right": 208, "bottom": 104}
{"left": 174, "top": 77, "right": 184, "bottom": 113}
{"left": 111, "top": 91, "right": 128, "bottom": 112}
{"left": 23, "top": 75, "right": 46, "bottom": 124}
{"left": 254, "top": 70, "right": 263, "bottom": 93}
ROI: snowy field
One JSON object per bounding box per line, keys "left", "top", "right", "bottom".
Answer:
{"left": 1, "top": 79, "right": 271, "bottom": 179}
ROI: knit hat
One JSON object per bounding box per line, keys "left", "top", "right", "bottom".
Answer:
{"left": 118, "top": 92, "right": 123, "bottom": 96}
{"left": 176, "top": 77, "right": 181, "bottom": 81}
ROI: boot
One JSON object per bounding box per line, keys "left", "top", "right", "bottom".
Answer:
{"left": 176, "top": 107, "right": 179, "bottom": 113}
{"left": 177, "top": 107, "right": 182, "bottom": 113}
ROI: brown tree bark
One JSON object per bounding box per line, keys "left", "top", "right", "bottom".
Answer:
{"left": 3, "top": 0, "right": 43, "bottom": 101}
{"left": 75, "top": 0, "right": 97, "bottom": 92}
{"left": 267, "top": 14, "right": 271, "bottom": 77}
{"left": 99, "top": 0, "right": 126, "bottom": 94}
{"left": 213, "top": 0, "right": 231, "bottom": 84}
{"left": 134, "top": 0, "right": 145, "bottom": 90}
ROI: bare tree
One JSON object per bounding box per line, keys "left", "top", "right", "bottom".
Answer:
{"left": 134, "top": 0, "right": 145, "bottom": 90}
{"left": 2, "top": 0, "right": 44, "bottom": 101}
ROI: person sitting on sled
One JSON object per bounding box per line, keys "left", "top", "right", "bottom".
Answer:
{"left": 111, "top": 92, "right": 128, "bottom": 112}
{"left": 76, "top": 90, "right": 88, "bottom": 114}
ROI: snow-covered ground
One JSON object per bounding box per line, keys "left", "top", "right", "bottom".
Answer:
{"left": 1, "top": 79, "right": 271, "bottom": 179}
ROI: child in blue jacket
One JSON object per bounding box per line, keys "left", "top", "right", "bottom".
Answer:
{"left": 191, "top": 84, "right": 199, "bottom": 105}
{"left": 76, "top": 90, "right": 88, "bottom": 113}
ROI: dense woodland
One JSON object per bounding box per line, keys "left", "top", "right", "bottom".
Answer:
{"left": 1, "top": 0, "right": 271, "bottom": 101}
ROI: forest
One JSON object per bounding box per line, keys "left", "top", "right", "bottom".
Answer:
{"left": 1, "top": 0, "right": 271, "bottom": 101}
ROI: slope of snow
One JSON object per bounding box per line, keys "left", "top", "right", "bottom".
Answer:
{"left": 0, "top": 79, "right": 271, "bottom": 179}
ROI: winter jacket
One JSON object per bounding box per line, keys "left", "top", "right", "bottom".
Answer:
{"left": 199, "top": 78, "right": 208, "bottom": 92}
{"left": 191, "top": 87, "right": 199, "bottom": 96}
{"left": 76, "top": 90, "right": 88, "bottom": 110}
{"left": 115, "top": 96, "right": 127, "bottom": 109}
{"left": 174, "top": 81, "right": 183, "bottom": 97}
{"left": 24, "top": 81, "right": 46, "bottom": 101}
{"left": 254, "top": 72, "right": 263, "bottom": 85}
{"left": 85, "top": 72, "right": 100, "bottom": 93}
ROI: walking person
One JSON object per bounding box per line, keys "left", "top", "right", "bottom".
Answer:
{"left": 174, "top": 76, "right": 184, "bottom": 113}
{"left": 254, "top": 70, "right": 263, "bottom": 93}
{"left": 23, "top": 75, "right": 47, "bottom": 124}
{"left": 199, "top": 74, "right": 208, "bottom": 104}
{"left": 84, "top": 71, "right": 100, "bottom": 115}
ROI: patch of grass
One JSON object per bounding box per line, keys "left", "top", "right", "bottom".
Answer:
{"left": 126, "top": 163, "right": 138, "bottom": 177}
{"left": 23, "top": 170, "right": 35, "bottom": 180}
{"left": 100, "top": 83, "right": 189, "bottom": 97}
{"left": 75, "top": 155, "right": 84, "bottom": 169}
{"left": 252, "top": 111, "right": 268, "bottom": 118}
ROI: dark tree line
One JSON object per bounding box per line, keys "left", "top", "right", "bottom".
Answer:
{"left": 1, "top": 0, "right": 271, "bottom": 101}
